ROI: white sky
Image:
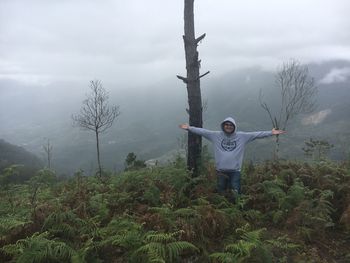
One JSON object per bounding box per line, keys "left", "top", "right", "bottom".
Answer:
{"left": 1, "top": 0, "right": 350, "bottom": 88}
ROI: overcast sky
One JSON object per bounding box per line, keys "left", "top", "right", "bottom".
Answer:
{"left": 1, "top": 0, "right": 350, "bottom": 89}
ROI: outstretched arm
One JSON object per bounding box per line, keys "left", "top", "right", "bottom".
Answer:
{"left": 243, "top": 128, "right": 286, "bottom": 143}
{"left": 178, "top": 123, "right": 215, "bottom": 141}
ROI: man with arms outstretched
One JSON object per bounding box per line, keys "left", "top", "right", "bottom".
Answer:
{"left": 179, "top": 117, "right": 285, "bottom": 199}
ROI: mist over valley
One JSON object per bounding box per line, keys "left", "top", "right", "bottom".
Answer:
{"left": 1, "top": 60, "right": 349, "bottom": 175}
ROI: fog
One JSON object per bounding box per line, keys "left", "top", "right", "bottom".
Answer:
{"left": 1, "top": 0, "right": 350, "bottom": 174}
{"left": 1, "top": 0, "right": 349, "bottom": 86}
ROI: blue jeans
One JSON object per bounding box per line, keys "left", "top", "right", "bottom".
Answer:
{"left": 216, "top": 170, "right": 241, "bottom": 195}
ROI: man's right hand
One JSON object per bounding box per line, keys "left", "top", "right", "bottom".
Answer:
{"left": 179, "top": 124, "right": 189, "bottom": 130}
{"left": 272, "top": 128, "right": 286, "bottom": 135}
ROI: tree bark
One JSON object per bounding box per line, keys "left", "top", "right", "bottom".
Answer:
{"left": 274, "top": 135, "right": 280, "bottom": 161}
{"left": 95, "top": 130, "right": 102, "bottom": 177}
{"left": 182, "top": 0, "right": 204, "bottom": 175}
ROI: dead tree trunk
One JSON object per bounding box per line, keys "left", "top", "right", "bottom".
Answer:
{"left": 43, "top": 138, "right": 53, "bottom": 169}
{"left": 177, "top": 0, "right": 209, "bottom": 176}
{"left": 95, "top": 130, "right": 102, "bottom": 177}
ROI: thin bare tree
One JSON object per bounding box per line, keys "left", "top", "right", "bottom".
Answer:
{"left": 72, "top": 80, "right": 120, "bottom": 177}
{"left": 259, "top": 59, "right": 317, "bottom": 159}
{"left": 42, "top": 138, "right": 53, "bottom": 169}
{"left": 177, "top": 0, "right": 209, "bottom": 175}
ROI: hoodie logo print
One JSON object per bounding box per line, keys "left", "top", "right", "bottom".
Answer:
{"left": 221, "top": 138, "right": 236, "bottom": 151}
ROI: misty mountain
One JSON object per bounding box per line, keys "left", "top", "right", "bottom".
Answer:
{"left": 0, "top": 139, "right": 42, "bottom": 181}
{"left": 0, "top": 60, "right": 349, "bottom": 175}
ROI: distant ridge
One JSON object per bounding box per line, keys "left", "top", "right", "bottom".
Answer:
{"left": 0, "top": 139, "right": 42, "bottom": 171}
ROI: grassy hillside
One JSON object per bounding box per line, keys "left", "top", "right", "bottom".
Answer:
{"left": 1, "top": 159, "right": 349, "bottom": 262}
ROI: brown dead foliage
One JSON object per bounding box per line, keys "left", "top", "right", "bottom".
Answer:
{"left": 340, "top": 203, "right": 350, "bottom": 230}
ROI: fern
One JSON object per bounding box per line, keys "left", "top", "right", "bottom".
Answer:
{"left": 284, "top": 179, "right": 306, "bottom": 209}
{"left": 261, "top": 179, "right": 287, "bottom": 209}
{"left": 225, "top": 240, "right": 257, "bottom": 258}
{"left": 211, "top": 228, "right": 299, "bottom": 263}
{"left": 291, "top": 188, "right": 335, "bottom": 241}
{"left": 312, "top": 189, "right": 335, "bottom": 227}
{"left": 72, "top": 237, "right": 102, "bottom": 263}
{"left": 74, "top": 217, "right": 145, "bottom": 262}
{"left": 0, "top": 165, "right": 23, "bottom": 188}
{"left": 148, "top": 205, "right": 177, "bottom": 229}
{"left": 42, "top": 211, "right": 85, "bottom": 242}
{"left": 101, "top": 218, "right": 143, "bottom": 249}
{"left": 266, "top": 235, "right": 300, "bottom": 251}
{"left": 0, "top": 217, "right": 29, "bottom": 236}
{"left": 133, "top": 230, "right": 199, "bottom": 263}
{"left": 210, "top": 226, "right": 271, "bottom": 263}
{"left": 79, "top": 216, "right": 101, "bottom": 239}
{"left": 174, "top": 207, "right": 200, "bottom": 219}
{"left": 193, "top": 200, "right": 230, "bottom": 240}
{"left": 243, "top": 209, "right": 264, "bottom": 224}
{"left": 297, "top": 226, "right": 313, "bottom": 242}
{"left": 231, "top": 227, "right": 265, "bottom": 257}
{"left": 240, "top": 227, "right": 265, "bottom": 244}
{"left": 88, "top": 193, "right": 110, "bottom": 221}
{"left": 2, "top": 231, "right": 77, "bottom": 263}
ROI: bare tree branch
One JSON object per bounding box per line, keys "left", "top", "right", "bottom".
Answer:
{"left": 198, "top": 71, "right": 210, "bottom": 80}
{"left": 176, "top": 75, "right": 188, "bottom": 83}
{"left": 195, "top": 33, "right": 206, "bottom": 44}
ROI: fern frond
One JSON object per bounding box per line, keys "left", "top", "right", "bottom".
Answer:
{"left": 261, "top": 180, "right": 286, "bottom": 208}
{"left": 225, "top": 240, "right": 256, "bottom": 257}
{"left": 174, "top": 207, "right": 199, "bottom": 218}
{"left": 266, "top": 235, "right": 300, "bottom": 250}
{"left": 136, "top": 242, "right": 166, "bottom": 261}
{"left": 148, "top": 206, "right": 173, "bottom": 216}
{"left": 285, "top": 179, "right": 306, "bottom": 208}
{"left": 79, "top": 217, "right": 101, "bottom": 238}
{"left": 145, "top": 231, "right": 179, "bottom": 243}
{"left": 42, "top": 211, "right": 84, "bottom": 241}
{"left": 243, "top": 209, "right": 264, "bottom": 222}
{"left": 193, "top": 197, "right": 210, "bottom": 206}
{"left": 220, "top": 226, "right": 266, "bottom": 260}
{"left": 1, "top": 243, "right": 19, "bottom": 257}
{"left": 104, "top": 217, "right": 142, "bottom": 234}
{"left": 148, "top": 247, "right": 166, "bottom": 263}
{"left": 297, "top": 226, "right": 313, "bottom": 241}
{"left": 241, "top": 228, "right": 266, "bottom": 243}
{"left": 166, "top": 241, "right": 199, "bottom": 261}
{"left": 109, "top": 230, "right": 143, "bottom": 249}
{"left": 2, "top": 231, "right": 77, "bottom": 263}
{"left": 235, "top": 223, "right": 251, "bottom": 235}
{"left": 0, "top": 217, "right": 29, "bottom": 236}
{"left": 135, "top": 231, "right": 198, "bottom": 263}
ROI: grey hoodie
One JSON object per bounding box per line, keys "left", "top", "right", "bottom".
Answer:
{"left": 188, "top": 117, "right": 272, "bottom": 171}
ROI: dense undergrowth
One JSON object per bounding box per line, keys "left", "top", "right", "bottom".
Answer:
{"left": 0, "top": 158, "right": 350, "bottom": 262}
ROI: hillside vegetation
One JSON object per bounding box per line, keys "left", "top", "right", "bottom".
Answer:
{"left": 1, "top": 158, "right": 349, "bottom": 262}
{"left": 0, "top": 139, "right": 42, "bottom": 182}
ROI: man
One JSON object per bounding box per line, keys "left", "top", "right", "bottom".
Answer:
{"left": 179, "top": 117, "right": 285, "bottom": 198}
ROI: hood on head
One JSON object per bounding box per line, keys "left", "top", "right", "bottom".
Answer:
{"left": 221, "top": 117, "right": 237, "bottom": 133}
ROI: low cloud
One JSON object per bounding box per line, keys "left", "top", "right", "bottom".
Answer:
{"left": 319, "top": 67, "right": 350, "bottom": 84}
{"left": 1, "top": 0, "right": 350, "bottom": 88}
{"left": 302, "top": 109, "right": 332, "bottom": 125}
